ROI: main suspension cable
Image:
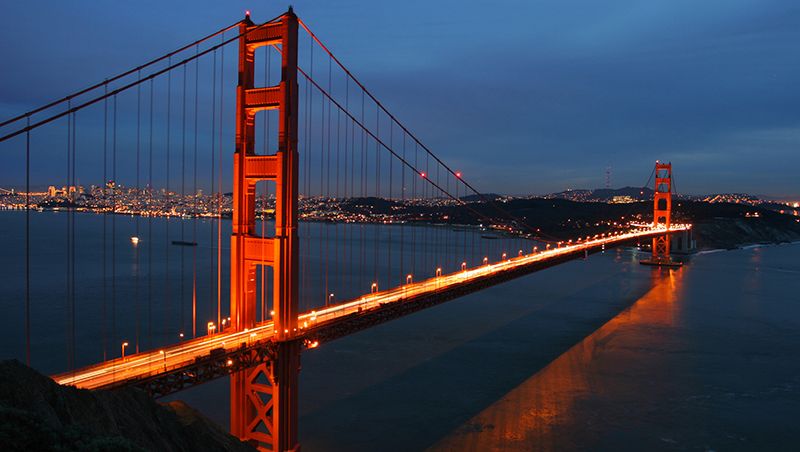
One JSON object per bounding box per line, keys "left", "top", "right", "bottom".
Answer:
{"left": 298, "top": 19, "right": 539, "bottom": 237}
{"left": 1, "top": 13, "right": 285, "bottom": 143}
{"left": 297, "top": 66, "right": 508, "bottom": 232}
{"left": 0, "top": 20, "right": 242, "bottom": 129}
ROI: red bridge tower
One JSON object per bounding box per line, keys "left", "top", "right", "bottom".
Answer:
{"left": 642, "top": 161, "right": 681, "bottom": 267}
{"left": 229, "top": 8, "right": 300, "bottom": 451}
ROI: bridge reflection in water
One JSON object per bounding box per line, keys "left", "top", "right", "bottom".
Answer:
{"left": 430, "top": 266, "right": 684, "bottom": 452}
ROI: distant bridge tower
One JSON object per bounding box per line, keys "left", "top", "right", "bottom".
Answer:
{"left": 642, "top": 161, "right": 681, "bottom": 267}
{"left": 230, "top": 8, "right": 300, "bottom": 451}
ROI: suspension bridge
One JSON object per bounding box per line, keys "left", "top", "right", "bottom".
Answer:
{"left": 0, "top": 9, "right": 689, "bottom": 451}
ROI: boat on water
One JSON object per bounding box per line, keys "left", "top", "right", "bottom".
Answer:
{"left": 171, "top": 240, "right": 198, "bottom": 247}
{"left": 481, "top": 235, "right": 499, "bottom": 240}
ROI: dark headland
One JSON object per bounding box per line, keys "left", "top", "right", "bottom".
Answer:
{"left": 341, "top": 195, "right": 800, "bottom": 250}
{"left": 0, "top": 360, "right": 254, "bottom": 452}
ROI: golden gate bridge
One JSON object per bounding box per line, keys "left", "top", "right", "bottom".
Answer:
{"left": 0, "top": 8, "right": 688, "bottom": 451}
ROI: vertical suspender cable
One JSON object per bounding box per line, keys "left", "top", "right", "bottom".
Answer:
{"left": 148, "top": 79, "right": 154, "bottom": 349}
{"left": 210, "top": 49, "right": 217, "bottom": 326}
{"left": 412, "top": 142, "right": 417, "bottom": 277}
{"left": 302, "top": 39, "right": 313, "bottom": 311}
{"left": 400, "top": 131, "right": 405, "bottom": 286}
{"left": 65, "top": 104, "right": 71, "bottom": 369}
{"left": 360, "top": 90, "right": 365, "bottom": 293}
{"left": 135, "top": 70, "right": 141, "bottom": 353}
{"left": 388, "top": 122, "right": 392, "bottom": 289}
{"left": 305, "top": 38, "right": 314, "bottom": 311}
{"left": 324, "top": 56, "right": 331, "bottom": 307}
{"left": 112, "top": 95, "right": 117, "bottom": 357}
{"left": 335, "top": 84, "right": 341, "bottom": 301}
{"left": 344, "top": 77, "right": 351, "bottom": 297}
{"left": 316, "top": 50, "right": 322, "bottom": 306}
{"left": 302, "top": 42, "right": 310, "bottom": 312}
{"left": 217, "top": 35, "right": 224, "bottom": 327}
{"left": 192, "top": 45, "right": 199, "bottom": 338}
{"left": 25, "top": 117, "right": 31, "bottom": 366}
{"left": 102, "top": 90, "right": 107, "bottom": 361}
{"left": 70, "top": 110, "right": 77, "bottom": 368}
{"left": 165, "top": 57, "right": 172, "bottom": 339}
{"left": 373, "top": 105, "right": 378, "bottom": 285}
{"left": 180, "top": 63, "right": 187, "bottom": 336}
{"left": 346, "top": 77, "right": 354, "bottom": 296}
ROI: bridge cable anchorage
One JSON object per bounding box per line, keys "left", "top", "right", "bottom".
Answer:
{"left": 298, "top": 19, "right": 542, "bottom": 239}
{"left": 0, "top": 13, "right": 285, "bottom": 143}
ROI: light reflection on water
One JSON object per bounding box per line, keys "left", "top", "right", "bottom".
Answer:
{"left": 430, "top": 267, "right": 684, "bottom": 451}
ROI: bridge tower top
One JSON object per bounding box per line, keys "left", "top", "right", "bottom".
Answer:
{"left": 653, "top": 161, "right": 672, "bottom": 229}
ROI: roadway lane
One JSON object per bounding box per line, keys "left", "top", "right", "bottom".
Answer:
{"left": 53, "top": 225, "right": 689, "bottom": 390}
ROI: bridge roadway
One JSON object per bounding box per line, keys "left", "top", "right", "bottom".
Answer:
{"left": 52, "top": 225, "right": 689, "bottom": 393}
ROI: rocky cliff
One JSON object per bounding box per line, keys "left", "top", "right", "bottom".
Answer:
{"left": 0, "top": 360, "right": 254, "bottom": 452}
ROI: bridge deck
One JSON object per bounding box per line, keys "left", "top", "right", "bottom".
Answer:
{"left": 52, "top": 226, "right": 689, "bottom": 395}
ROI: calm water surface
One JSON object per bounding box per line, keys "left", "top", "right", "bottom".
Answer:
{"left": 1, "top": 212, "right": 799, "bottom": 450}
{"left": 178, "top": 243, "right": 800, "bottom": 451}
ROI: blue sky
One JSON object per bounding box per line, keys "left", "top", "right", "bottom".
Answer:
{"left": 1, "top": 0, "right": 798, "bottom": 197}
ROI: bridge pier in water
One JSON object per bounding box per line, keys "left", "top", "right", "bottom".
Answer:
{"left": 229, "top": 9, "right": 301, "bottom": 451}
{"left": 641, "top": 162, "right": 682, "bottom": 268}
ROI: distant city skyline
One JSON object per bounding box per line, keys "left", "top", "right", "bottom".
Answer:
{"left": 4, "top": 179, "right": 798, "bottom": 205}
{"left": 1, "top": 1, "right": 798, "bottom": 198}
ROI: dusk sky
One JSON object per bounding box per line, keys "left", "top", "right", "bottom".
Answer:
{"left": 1, "top": 1, "right": 798, "bottom": 198}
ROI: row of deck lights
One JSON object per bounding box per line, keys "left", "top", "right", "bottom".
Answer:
{"left": 116, "top": 229, "right": 647, "bottom": 357}
{"left": 112, "top": 227, "right": 667, "bottom": 370}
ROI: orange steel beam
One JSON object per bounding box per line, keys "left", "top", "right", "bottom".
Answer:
{"left": 652, "top": 162, "right": 672, "bottom": 262}
{"left": 230, "top": 8, "right": 300, "bottom": 451}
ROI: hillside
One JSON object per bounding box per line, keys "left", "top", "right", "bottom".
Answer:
{"left": 0, "top": 360, "right": 254, "bottom": 452}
